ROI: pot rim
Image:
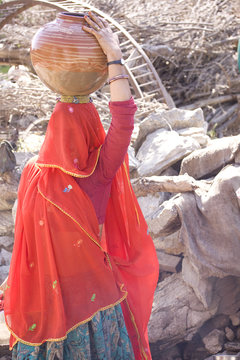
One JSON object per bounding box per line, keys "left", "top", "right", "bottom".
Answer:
{"left": 57, "top": 12, "right": 86, "bottom": 21}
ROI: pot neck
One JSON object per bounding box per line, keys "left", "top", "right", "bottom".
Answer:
{"left": 57, "top": 12, "right": 86, "bottom": 24}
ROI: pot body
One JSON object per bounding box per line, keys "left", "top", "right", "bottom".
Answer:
{"left": 30, "top": 12, "right": 108, "bottom": 95}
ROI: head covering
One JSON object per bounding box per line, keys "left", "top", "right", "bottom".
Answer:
{"left": 5, "top": 101, "right": 159, "bottom": 360}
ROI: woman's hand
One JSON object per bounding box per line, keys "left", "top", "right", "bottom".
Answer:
{"left": 82, "top": 12, "right": 132, "bottom": 102}
{"left": 82, "top": 12, "right": 122, "bottom": 62}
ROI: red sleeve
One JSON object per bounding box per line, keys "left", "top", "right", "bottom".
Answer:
{"left": 98, "top": 97, "right": 137, "bottom": 180}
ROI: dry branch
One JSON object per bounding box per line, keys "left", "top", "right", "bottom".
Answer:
{"left": 131, "top": 175, "right": 211, "bottom": 197}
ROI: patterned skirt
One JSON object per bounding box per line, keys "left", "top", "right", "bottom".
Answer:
{"left": 12, "top": 304, "right": 135, "bottom": 360}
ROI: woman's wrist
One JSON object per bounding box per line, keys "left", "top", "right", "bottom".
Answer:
{"left": 106, "top": 49, "right": 123, "bottom": 62}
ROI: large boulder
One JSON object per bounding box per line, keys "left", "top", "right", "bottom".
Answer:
{"left": 136, "top": 129, "right": 200, "bottom": 177}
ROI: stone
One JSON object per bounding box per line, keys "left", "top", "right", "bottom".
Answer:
{"left": 199, "top": 315, "right": 230, "bottom": 339}
{"left": 225, "top": 327, "right": 235, "bottom": 341}
{"left": 156, "top": 250, "right": 182, "bottom": 273}
{"left": 0, "top": 249, "right": 11, "bottom": 266}
{"left": 215, "top": 278, "right": 240, "bottom": 316}
{"left": 12, "top": 199, "right": 17, "bottom": 225}
{"left": 153, "top": 230, "right": 184, "bottom": 255}
{"left": 134, "top": 107, "right": 206, "bottom": 151}
{"left": 136, "top": 129, "right": 200, "bottom": 177}
{"left": 0, "top": 212, "right": 14, "bottom": 236}
{"left": 236, "top": 327, "right": 240, "bottom": 340}
{"left": 147, "top": 196, "right": 181, "bottom": 238}
{"left": 177, "top": 127, "right": 210, "bottom": 147}
{"left": 0, "top": 236, "right": 14, "bottom": 250}
{"left": 180, "top": 135, "right": 240, "bottom": 179}
{"left": 0, "top": 312, "right": 10, "bottom": 346}
{"left": 150, "top": 344, "right": 182, "bottom": 360}
{"left": 0, "top": 182, "right": 17, "bottom": 211}
{"left": 224, "top": 341, "right": 240, "bottom": 352}
{"left": 230, "top": 312, "right": 240, "bottom": 327}
{"left": 148, "top": 273, "right": 217, "bottom": 349}
{"left": 0, "top": 265, "right": 10, "bottom": 285}
{"left": 182, "top": 257, "right": 215, "bottom": 309}
{"left": 202, "top": 329, "right": 225, "bottom": 354}
{"left": 18, "top": 133, "right": 44, "bottom": 153}
{"left": 128, "top": 146, "right": 140, "bottom": 173}
{"left": 137, "top": 193, "right": 166, "bottom": 219}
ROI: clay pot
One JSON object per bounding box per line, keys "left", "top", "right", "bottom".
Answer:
{"left": 30, "top": 12, "right": 108, "bottom": 95}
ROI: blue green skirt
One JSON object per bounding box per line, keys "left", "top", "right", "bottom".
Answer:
{"left": 12, "top": 303, "right": 135, "bottom": 359}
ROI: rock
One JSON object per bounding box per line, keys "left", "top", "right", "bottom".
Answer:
{"left": 160, "top": 167, "right": 178, "bottom": 176}
{"left": 147, "top": 196, "right": 181, "bottom": 238}
{"left": 136, "top": 129, "right": 200, "bottom": 177}
{"left": 137, "top": 193, "right": 166, "bottom": 219}
{"left": 182, "top": 257, "right": 215, "bottom": 309}
{"left": 18, "top": 133, "right": 44, "bottom": 153}
{"left": 150, "top": 344, "right": 182, "bottom": 360}
{"left": 215, "top": 277, "right": 240, "bottom": 316}
{"left": 148, "top": 273, "right": 217, "bottom": 349}
{"left": 0, "top": 141, "right": 16, "bottom": 174}
{"left": 153, "top": 230, "right": 184, "bottom": 256}
{"left": 156, "top": 250, "right": 182, "bottom": 273}
{"left": 224, "top": 341, "right": 240, "bottom": 352}
{"left": 128, "top": 146, "right": 140, "bottom": 173}
{"left": 199, "top": 315, "right": 230, "bottom": 339}
{"left": 225, "top": 327, "right": 235, "bottom": 341}
{"left": 180, "top": 135, "right": 240, "bottom": 179}
{"left": 0, "top": 212, "right": 14, "bottom": 236}
{"left": 12, "top": 199, "right": 17, "bottom": 225}
{"left": 230, "top": 312, "right": 240, "bottom": 327}
{"left": 236, "top": 327, "right": 240, "bottom": 340}
{"left": 0, "top": 182, "right": 17, "bottom": 211}
{"left": 134, "top": 107, "right": 206, "bottom": 151}
{"left": 0, "top": 312, "right": 10, "bottom": 346}
{"left": 0, "top": 236, "right": 14, "bottom": 250}
{"left": 202, "top": 329, "right": 225, "bottom": 354}
{"left": 177, "top": 127, "right": 210, "bottom": 147}
{"left": 0, "top": 266, "right": 10, "bottom": 285}
{"left": 0, "top": 250, "right": 11, "bottom": 266}
{"left": 15, "top": 151, "right": 35, "bottom": 168}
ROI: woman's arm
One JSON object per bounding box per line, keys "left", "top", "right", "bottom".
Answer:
{"left": 82, "top": 12, "right": 131, "bottom": 102}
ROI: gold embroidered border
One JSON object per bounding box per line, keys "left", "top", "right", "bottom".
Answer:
{"left": 38, "top": 187, "right": 102, "bottom": 250}
{"left": 8, "top": 289, "right": 127, "bottom": 350}
{"left": 36, "top": 145, "right": 102, "bottom": 178}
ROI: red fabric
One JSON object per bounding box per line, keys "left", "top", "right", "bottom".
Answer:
{"left": 4, "top": 101, "right": 159, "bottom": 359}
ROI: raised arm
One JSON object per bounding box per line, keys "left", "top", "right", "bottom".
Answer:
{"left": 82, "top": 12, "right": 131, "bottom": 102}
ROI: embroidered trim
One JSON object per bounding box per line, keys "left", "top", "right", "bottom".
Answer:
{"left": 35, "top": 145, "right": 102, "bottom": 178}
{"left": 37, "top": 186, "right": 102, "bottom": 250}
{"left": 8, "top": 290, "right": 127, "bottom": 350}
{"left": 57, "top": 95, "right": 91, "bottom": 104}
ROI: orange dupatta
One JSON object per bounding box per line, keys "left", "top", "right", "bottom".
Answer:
{"left": 4, "top": 101, "right": 159, "bottom": 359}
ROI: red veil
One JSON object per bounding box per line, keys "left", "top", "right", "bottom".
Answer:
{"left": 4, "top": 101, "right": 159, "bottom": 359}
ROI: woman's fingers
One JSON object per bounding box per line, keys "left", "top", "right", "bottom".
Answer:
{"left": 88, "top": 11, "right": 105, "bottom": 28}
{"left": 84, "top": 15, "right": 101, "bottom": 32}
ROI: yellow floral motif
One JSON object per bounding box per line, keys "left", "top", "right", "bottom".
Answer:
{"left": 6, "top": 284, "right": 10, "bottom": 290}
{"left": 52, "top": 280, "right": 57, "bottom": 289}
{"left": 91, "top": 293, "right": 96, "bottom": 302}
{"left": 28, "top": 323, "right": 37, "bottom": 331}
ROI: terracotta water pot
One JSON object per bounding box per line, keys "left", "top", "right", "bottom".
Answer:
{"left": 30, "top": 12, "right": 108, "bottom": 95}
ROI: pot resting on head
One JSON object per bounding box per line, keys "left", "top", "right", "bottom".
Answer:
{"left": 30, "top": 12, "right": 108, "bottom": 95}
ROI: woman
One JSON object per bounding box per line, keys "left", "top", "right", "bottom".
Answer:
{"left": 2, "top": 12, "right": 159, "bottom": 360}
